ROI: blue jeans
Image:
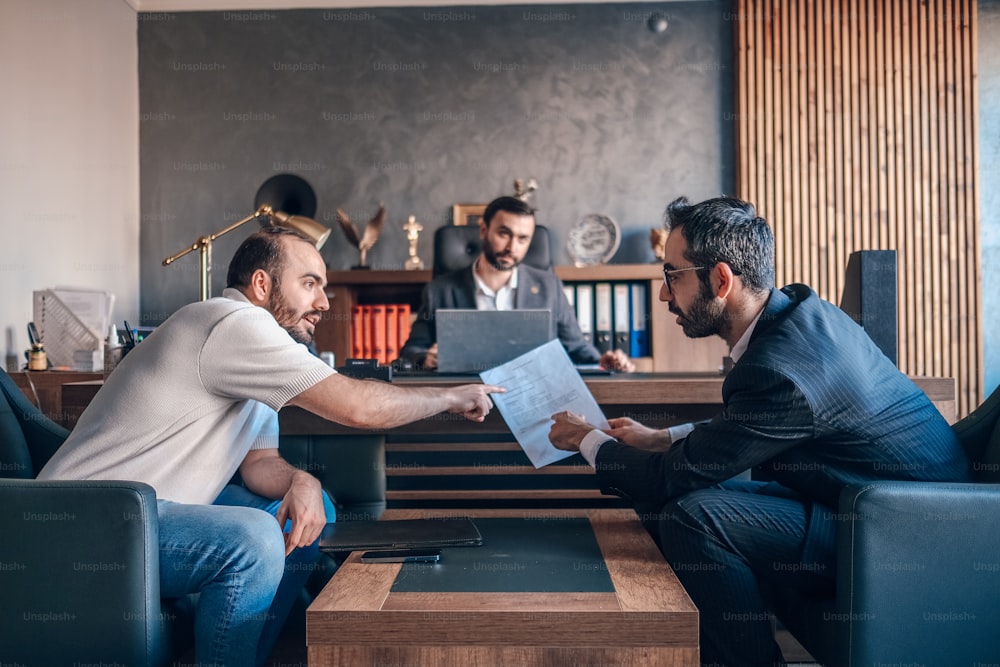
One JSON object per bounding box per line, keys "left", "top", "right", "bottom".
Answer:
{"left": 158, "top": 485, "right": 336, "bottom": 667}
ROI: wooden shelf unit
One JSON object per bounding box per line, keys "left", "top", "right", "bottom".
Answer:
{"left": 315, "top": 264, "right": 730, "bottom": 373}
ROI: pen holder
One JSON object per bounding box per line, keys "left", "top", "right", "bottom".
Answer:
{"left": 28, "top": 344, "right": 47, "bottom": 371}
{"left": 104, "top": 345, "right": 123, "bottom": 379}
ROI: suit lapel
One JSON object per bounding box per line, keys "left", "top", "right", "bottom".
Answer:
{"left": 452, "top": 267, "right": 478, "bottom": 308}
{"left": 513, "top": 266, "right": 542, "bottom": 309}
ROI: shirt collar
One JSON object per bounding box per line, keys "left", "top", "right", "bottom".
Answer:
{"left": 729, "top": 304, "right": 765, "bottom": 364}
{"left": 221, "top": 287, "right": 251, "bottom": 303}
{"left": 473, "top": 259, "right": 518, "bottom": 296}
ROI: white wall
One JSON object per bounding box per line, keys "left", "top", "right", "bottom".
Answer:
{"left": 0, "top": 0, "right": 138, "bottom": 364}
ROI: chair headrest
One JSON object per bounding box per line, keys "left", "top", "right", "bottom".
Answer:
{"left": 432, "top": 224, "right": 552, "bottom": 277}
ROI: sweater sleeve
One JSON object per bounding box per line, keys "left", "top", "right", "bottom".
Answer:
{"left": 199, "top": 305, "right": 336, "bottom": 411}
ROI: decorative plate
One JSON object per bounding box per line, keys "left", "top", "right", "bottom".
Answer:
{"left": 566, "top": 213, "right": 621, "bottom": 266}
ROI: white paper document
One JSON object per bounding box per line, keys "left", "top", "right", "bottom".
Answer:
{"left": 481, "top": 339, "right": 609, "bottom": 468}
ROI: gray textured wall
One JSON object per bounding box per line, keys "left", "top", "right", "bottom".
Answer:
{"left": 138, "top": 2, "right": 734, "bottom": 322}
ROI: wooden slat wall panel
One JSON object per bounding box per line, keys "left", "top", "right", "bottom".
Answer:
{"left": 735, "top": 0, "right": 982, "bottom": 416}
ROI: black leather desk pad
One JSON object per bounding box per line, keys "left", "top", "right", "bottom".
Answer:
{"left": 390, "top": 517, "right": 614, "bottom": 593}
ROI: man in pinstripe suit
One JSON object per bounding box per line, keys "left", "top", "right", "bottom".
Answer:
{"left": 549, "top": 196, "right": 970, "bottom": 667}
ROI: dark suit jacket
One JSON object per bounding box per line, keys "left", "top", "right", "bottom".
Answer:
{"left": 400, "top": 264, "right": 601, "bottom": 366}
{"left": 595, "top": 284, "right": 969, "bottom": 546}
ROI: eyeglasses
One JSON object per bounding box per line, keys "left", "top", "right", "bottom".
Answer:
{"left": 662, "top": 266, "right": 705, "bottom": 295}
{"left": 662, "top": 263, "right": 744, "bottom": 295}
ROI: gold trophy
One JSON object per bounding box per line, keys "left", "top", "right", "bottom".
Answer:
{"left": 403, "top": 215, "right": 425, "bottom": 270}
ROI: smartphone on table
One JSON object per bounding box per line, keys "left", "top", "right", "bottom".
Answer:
{"left": 360, "top": 548, "right": 441, "bottom": 563}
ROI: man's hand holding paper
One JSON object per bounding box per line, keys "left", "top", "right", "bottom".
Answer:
{"left": 548, "top": 411, "right": 601, "bottom": 452}
{"left": 480, "top": 339, "right": 608, "bottom": 468}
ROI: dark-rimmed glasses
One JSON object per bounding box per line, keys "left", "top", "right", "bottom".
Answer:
{"left": 662, "top": 263, "right": 743, "bottom": 295}
{"left": 662, "top": 266, "right": 705, "bottom": 295}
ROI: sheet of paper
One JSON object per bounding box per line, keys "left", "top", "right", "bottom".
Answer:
{"left": 481, "top": 338, "right": 609, "bottom": 468}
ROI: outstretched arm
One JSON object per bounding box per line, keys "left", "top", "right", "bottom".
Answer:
{"left": 289, "top": 372, "right": 503, "bottom": 428}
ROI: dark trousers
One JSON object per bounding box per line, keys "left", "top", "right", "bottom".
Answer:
{"left": 642, "top": 480, "right": 836, "bottom": 667}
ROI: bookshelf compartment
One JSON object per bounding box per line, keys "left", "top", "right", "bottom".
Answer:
{"left": 316, "top": 265, "right": 728, "bottom": 373}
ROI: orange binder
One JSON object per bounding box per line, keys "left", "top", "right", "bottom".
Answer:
{"left": 360, "top": 305, "right": 372, "bottom": 359}
{"left": 369, "top": 304, "right": 387, "bottom": 363}
{"left": 397, "top": 304, "right": 412, "bottom": 353}
{"left": 350, "top": 305, "right": 365, "bottom": 359}
{"left": 385, "top": 304, "right": 399, "bottom": 363}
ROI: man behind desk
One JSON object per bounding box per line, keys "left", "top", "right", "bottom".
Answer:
{"left": 549, "top": 196, "right": 969, "bottom": 667}
{"left": 38, "top": 227, "right": 501, "bottom": 667}
{"left": 399, "top": 195, "right": 634, "bottom": 372}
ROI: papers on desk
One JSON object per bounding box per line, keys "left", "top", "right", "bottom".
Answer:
{"left": 32, "top": 287, "right": 114, "bottom": 371}
{"left": 481, "top": 339, "right": 609, "bottom": 468}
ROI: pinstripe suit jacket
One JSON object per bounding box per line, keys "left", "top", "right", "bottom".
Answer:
{"left": 595, "top": 284, "right": 969, "bottom": 515}
{"left": 400, "top": 264, "right": 601, "bottom": 366}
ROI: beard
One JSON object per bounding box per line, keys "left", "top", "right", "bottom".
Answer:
{"left": 268, "top": 282, "right": 317, "bottom": 345}
{"left": 482, "top": 242, "right": 520, "bottom": 271}
{"left": 670, "top": 283, "right": 728, "bottom": 339}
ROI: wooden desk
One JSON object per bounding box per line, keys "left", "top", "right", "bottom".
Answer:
{"left": 59, "top": 374, "right": 958, "bottom": 430}
{"left": 278, "top": 373, "right": 958, "bottom": 434}
{"left": 9, "top": 371, "right": 102, "bottom": 428}
{"left": 60, "top": 374, "right": 958, "bottom": 509}
{"left": 278, "top": 373, "right": 957, "bottom": 509}
{"left": 306, "top": 508, "right": 699, "bottom": 666}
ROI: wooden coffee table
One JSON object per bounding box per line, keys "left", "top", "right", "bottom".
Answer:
{"left": 306, "top": 508, "right": 698, "bottom": 666}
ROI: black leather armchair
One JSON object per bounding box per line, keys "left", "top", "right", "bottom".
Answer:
{"left": 0, "top": 369, "right": 386, "bottom": 665}
{"left": 432, "top": 223, "right": 552, "bottom": 276}
{"left": 767, "top": 386, "right": 1000, "bottom": 666}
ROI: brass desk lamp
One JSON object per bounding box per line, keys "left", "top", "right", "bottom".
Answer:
{"left": 162, "top": 175, "right": 330, "bottom": 301}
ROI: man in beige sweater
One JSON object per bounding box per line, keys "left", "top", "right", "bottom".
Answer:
{"left": 40, "top": 227, "right": 501, "bottom": 666}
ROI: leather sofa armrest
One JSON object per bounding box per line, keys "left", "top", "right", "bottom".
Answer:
{"left": 279, "top": 434, "right": 386, "bottom": 521}
{"left": 0, "top": 479, "right": 171, "bottom": 666}
{"left": 836, "top": 481, "right": 1000, "bottom": 666}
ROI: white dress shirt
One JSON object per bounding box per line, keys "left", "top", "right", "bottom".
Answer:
{"left": 473, "top": 260, "right": 518, "bottom": 311}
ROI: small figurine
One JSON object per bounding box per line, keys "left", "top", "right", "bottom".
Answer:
{"left": 403, "top": 215, "right": 425, "bottom": 270}
{"left": 514, "top": 178, "right": 538, "bottom": 202}
{"left": 650, "top": 227, "right": 668, "bottom": 262}
{"left": 336, "top": 203, "right": 386, "bottom": 269}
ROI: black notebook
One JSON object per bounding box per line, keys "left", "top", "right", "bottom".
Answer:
{"left": 318, "top": 517, "right": 483, "bottom": 552}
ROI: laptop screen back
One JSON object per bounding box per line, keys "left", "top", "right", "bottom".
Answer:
{"left": 436, "top": 309, "right": 553, "bottom": 374}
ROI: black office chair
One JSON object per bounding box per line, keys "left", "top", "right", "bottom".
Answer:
{"left": 432, "top": 224, "right": 552, "bottom": 277}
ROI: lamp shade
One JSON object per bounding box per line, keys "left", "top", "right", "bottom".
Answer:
{"left": 254, "top": 173, "right": 317, "bottom": 218}
{"left": 270, "top": 210, "right": 331, "bottom": 249}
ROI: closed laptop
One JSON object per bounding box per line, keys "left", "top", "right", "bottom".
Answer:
{"left": 319, "top": 517, "right": 483, "bottom": 552}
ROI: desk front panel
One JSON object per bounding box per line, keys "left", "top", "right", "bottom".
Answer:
{"left": 276, "top": 374, "right": 955, "bottom": 510}
{"left": 59, "top": 374, "right": 957, "bottom": 510}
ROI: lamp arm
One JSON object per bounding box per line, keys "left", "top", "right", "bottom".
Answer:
{"left": 162, "top": 239, "right": 205, "bottom": 266}
{"left": 161, "top": 205, "right": 272, "bottom": 267}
